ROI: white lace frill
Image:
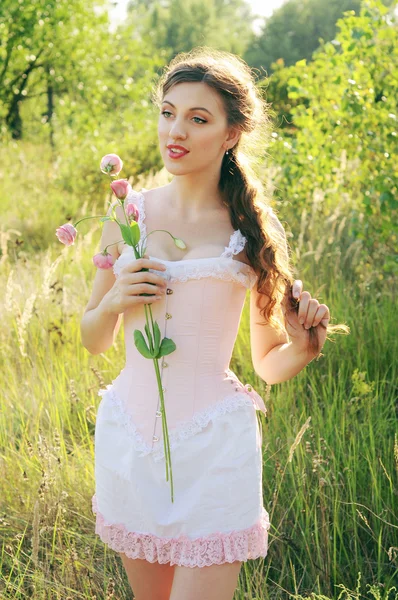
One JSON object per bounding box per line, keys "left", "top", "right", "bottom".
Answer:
{"left": 220, "top": 229, "right": 247, "bottom": 259}
{"left": 113, "top": 249, "right": 257, "bottom": 289}
{"left": 98, "top": 384, "right": 259, "bottom": 463}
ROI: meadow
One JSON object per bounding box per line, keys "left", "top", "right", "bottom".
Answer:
{"left": 1, "top": 0, "right": 397, "bottom": 595}
{"left": 0, "top": 141, "right": 396, "bottom": 599}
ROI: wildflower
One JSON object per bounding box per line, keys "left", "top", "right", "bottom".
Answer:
{"left": 100, "top": 153, "right": 123, "bottom": 176}
{"left": 125, "top": 202, "right": 140, "bottom": 223}
{"left": 93, "top": 251, "right": 115, "bottom": 269}
{"left": 55, "top": 223, "right": 77, "bottom": 246}
{"left": 110, "top": 179, "right": 131, "bottom": 200}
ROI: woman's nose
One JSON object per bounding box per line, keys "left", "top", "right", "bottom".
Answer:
{"left": 168, "top": 121, "right": 187, "bottom": 140}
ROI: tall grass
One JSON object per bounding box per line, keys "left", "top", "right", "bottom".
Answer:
{"left": 0, "top": 149, "right": 396, "bottom": 599}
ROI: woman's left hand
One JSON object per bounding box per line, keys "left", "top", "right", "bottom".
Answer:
{"left": 286, "top": 280, "right": 330, "bottom": 353}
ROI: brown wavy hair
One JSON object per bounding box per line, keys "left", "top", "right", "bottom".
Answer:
{"left": 152, "top": 47, "right": 347, "bottom": 357}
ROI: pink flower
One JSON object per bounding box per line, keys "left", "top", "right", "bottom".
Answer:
{"left": 100, "top": 154, "right": 123, "bottom": 176}
{"left": 110, "top": 179, "right": 131, "bottom": 200}
{"left": 55, "top": 223, "right": 77, "bottom": 246}
{"left": 93, "top": 252, "right": 115, "bottom": 269}
{"left": 125, "top": 202, "right": 139, "bottom": 223}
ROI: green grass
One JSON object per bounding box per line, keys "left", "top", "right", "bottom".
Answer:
{"left": 0, "top": 148, "right": 397, "bottom": 599}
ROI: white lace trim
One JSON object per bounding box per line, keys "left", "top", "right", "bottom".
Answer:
{"left": 113, "top": 248, "right": 258, "bottom": 289}
{"left": 152, "top": 394, "right": 255, "bottom": 462}
{"left": 98, "top": 385, "right": 152, "bottom": 457}
{"left": 220, "top": 229, "right": 247, "bottom": 259}
{"left": 98, "top": 385, "right": 256, "bottom": 462}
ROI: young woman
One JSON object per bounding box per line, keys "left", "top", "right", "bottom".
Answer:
{"left": 81, "top": 48, "right": 334, "bottom": 600}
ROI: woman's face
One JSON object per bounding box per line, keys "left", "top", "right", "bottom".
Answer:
{"left": 157, "top": 81, "right": 236, "bottom": 175}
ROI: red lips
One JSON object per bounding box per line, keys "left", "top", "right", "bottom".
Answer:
{"left": 167, "top": 144, "right": 189, "bottom": 159}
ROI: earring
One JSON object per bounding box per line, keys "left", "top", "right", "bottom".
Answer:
{"left": 226, "top": 150, "right": 229, "bottom": 155}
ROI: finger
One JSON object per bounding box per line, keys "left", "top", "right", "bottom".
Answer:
{"left": 143, "top": 252, "right": 164, "bottom": 269}
{"left": 292, "top": 280, "right": 303, "bottom": 300}
{"left": 304, "top": 299, "right": 320, "bottom": 329}
{"left": 313, "top": 305, "right": 330, "bottom": 327}
{"left": 131, "top": 283, "right": 166, "bottom": 296}
{"left": 126, "top": 271, "right": 167, "bottom": 286}
{"left": 131, "top": 257, "right": 167, "bottom": 272}
{"left": 298, "top": 291, "right": 311, "bottom": 324}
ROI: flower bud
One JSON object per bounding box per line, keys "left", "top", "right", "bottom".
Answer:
{"left": 125, "top": 202, "right": 140, "bottom": 223}
{"left": 174, "top": 237, "right": 187, "bottom": 250}
{"left": 110, "top": 179, "right": 131, "bottom": 200}
{"left": 92, "top": 251, "right": 115, "bottom": 269}
{"left": 100, "top": 154, "right": 123, "bottom": 176}
{"left": 55, "top": 223, "right": 77, "bottom": 246}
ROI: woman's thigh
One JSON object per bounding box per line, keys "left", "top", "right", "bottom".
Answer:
{"left": 169, "top": 560, "right": 242, "bottom": 600}
{"left": 119, "top": 553, "right": 176, "bottom": 600}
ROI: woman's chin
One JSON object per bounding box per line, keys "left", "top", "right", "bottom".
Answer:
{"left": 163, "top": 162, "right": 195, "bottom": 176}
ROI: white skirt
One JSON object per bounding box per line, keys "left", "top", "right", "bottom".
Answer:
{"left": 92, "top": 391, "right": 270, "bottom": 568}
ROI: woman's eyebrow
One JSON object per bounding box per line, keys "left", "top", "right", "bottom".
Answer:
{"left": 161, "top": 100, "right": 213, "bottom": 116}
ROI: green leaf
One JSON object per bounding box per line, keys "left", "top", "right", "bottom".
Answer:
{"left": 153, "top": 321, "right": 161, "bottom": 355}
{"left": 100, "top": 216, "right": 113, "bottom": 222}
{"left": 288, "top": 77, "right": 300, "bottom": 88}
{"left": 130, "top": 221, "right": 141, "bottom": 246}
{"left": 134, "top": 330, "right": 153, "bottom": 358}
{"left": 120, "top": 223, "right": 133, "bottom": 246}
{"left": 144, "top": 323, "right": 153, "bottom": 352}
{"left": 157, "top": 337, "right": 176, "bottom": 358}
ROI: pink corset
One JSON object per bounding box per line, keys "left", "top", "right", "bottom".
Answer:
{"left": 98, "top": 188, "right": 267, "bottom": 461}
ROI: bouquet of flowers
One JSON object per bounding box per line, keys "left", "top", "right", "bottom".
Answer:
{"left": 56, "top": 153, "right": 186, "bottom": 503}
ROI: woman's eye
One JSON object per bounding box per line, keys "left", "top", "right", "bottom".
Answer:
{"left": 160, "top": 111, "right": 206, "bottom": 124}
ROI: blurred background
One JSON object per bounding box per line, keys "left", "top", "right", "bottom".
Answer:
{"left": 0, "top": 0, "right": 397, "bottom": 598}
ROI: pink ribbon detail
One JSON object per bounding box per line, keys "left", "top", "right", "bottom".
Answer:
{"left": 243, "top": 383, "right": 267, "bottom": 415}
{"left": 225, "top": 369, "right": 267, "bottom": 415}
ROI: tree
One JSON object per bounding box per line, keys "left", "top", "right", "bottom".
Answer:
{"left": 124, "top": 0, "right": 254, "bottom": 61}
{"left": 244, "top": 0, "right": 395, "bottom": 76}
{"left": 264, "top": 0, "right": 398, "bottom": 280}
{"left": 0, "top": 0, "right": 112, "bottom": 140}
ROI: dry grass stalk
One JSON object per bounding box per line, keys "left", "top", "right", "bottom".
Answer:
{"left": 31, "top": 500, "right": 40, "bottom": 567}
{"left": 4, "top": 269, "right": 16, "bottom": 313}
{"left": 0, "top": 228, "right": 22, "bottom": 265}
{"left": 17, "top": 292, "right": 36, "bottom": 357}
{"left": 41, "top": 250, "right": 63, "bottom": 301}
{"left": 356, "top": 509, "right": 371, "bottom": 530}
{"left": 288, "top": 416, "right": 312, "bottom": 463}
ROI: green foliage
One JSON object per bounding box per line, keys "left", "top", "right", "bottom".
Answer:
{"left": 262, "top": 0, "right": 398, "bottom": 285}
{"left": 125, "top": 0, "right": 255, "bottom": 61}
{"left": 244, "top": 0, "right": 394, "bottom": 76}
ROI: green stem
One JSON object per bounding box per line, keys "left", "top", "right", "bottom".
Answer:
{"left": 153, "top": 355, "right": 174, "bottom": 503}
{"left": 74, "top": 215, "right": 107, "bottom": 226}
{"left": 103, "top": 240, "right": 124, "bottom": 253}
{"left": 142, "top": 304, "right": 174, "bottom": 502}
{"left": 142, "top": 229, "right": 176, "bottom": 252}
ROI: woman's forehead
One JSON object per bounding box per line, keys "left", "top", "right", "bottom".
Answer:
{"left": 162, "top": 82, "right": 225, "bottom": 115}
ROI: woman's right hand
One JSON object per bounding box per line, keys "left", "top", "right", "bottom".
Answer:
{"left": 103, "top": 254, "right": 168, "bottom": 314}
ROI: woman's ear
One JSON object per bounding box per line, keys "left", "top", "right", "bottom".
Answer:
{"left": 224, "top": 126, "right": 241, "bottom": 151}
